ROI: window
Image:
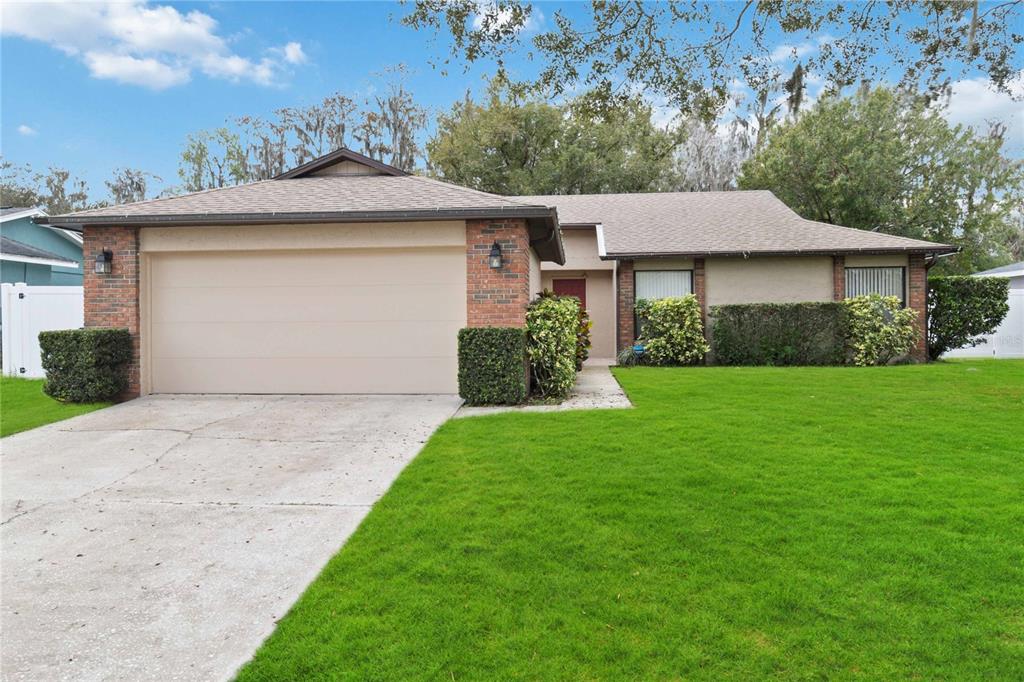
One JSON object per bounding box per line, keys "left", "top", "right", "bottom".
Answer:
{"left": 845, "top": 267, "right": 906, "bottom": 304}
{"left": 635, "top": 270, "right": 693, "bottom": 301}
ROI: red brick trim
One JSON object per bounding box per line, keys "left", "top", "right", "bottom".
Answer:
{"left": 616, "top": 260, "right": 635, "bottom": 353}
{"left": 908, "top": 253, "right": 927, "bottom": 362}
{"left": 83, "top": 225, "right": 140, "bottom": 398}
{"left": 466, "top": 219, "right": 531, "bottom": 327}
{"left": 833, "top": 255, "right": 846, "bottom": 301}
{"left": 694, "top": 257, "right": 707, "bottom": 326}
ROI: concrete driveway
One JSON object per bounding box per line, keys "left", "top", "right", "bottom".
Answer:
{"left": 1, "top": 394, "right": 461, "bottom": 681}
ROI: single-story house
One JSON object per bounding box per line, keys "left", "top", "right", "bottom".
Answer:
{"left": 38, "top": 148, "right": 956, "bottom": 397}
{"left": 945, "top": 261, "right": 1024, "bottom": 359}
{"left": 1, "top": 207, "right": 83, "bottom": 285}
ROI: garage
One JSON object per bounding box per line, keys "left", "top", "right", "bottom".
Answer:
{"left": 143, "top": 239, "right": 466, "bottom": 394}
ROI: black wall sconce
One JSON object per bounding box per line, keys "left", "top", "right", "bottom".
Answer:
{"left": 94, "top": 249, "right": 113, "bottom": 274}
{"left": 488, "top": 241, "right": 503, "bottom": 269}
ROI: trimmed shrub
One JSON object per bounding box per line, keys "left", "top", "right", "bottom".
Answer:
{"left": 636, "top": 295, "right": 708, "bottom": 365}
{"left": 710, "top": 302, "right": 848, "bottom": 366}
{"left": 536, "top": 289, "right": 592, "bottom": 370}
{"left": 457, "top": 327, "right": 528, "bottom": 405}
{"left": 39, "top": 328, "right": 133, "bottom": 402}
{"left": 844, "top": 295, "right": 918, "bottom": 366}
{"left": 527, "top": 295, "right": 579, "bottom": 399}
{"left": 928, "top": 276, "right": 1010, "bottom": 360}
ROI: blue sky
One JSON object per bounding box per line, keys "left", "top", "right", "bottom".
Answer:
{"left": 2, "top": 1, "right": 1021, "bottom": 200}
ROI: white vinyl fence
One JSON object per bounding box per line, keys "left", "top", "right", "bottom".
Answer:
{"left": 1, "top": 283, "right": 84, "bottom": 378}
{"left": 944, "top": 289, "right": 1024, "bottom": 359}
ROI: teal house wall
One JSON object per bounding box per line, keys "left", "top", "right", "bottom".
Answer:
{"left": 0, "top": 213, "right": 83, "bottom": 285}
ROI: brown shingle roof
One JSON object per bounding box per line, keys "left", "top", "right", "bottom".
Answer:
{"left": 519, "top": 190, "right": 956, "bottom": 256}
{"left": 55, "top": 175, "right": 545, "bottom": 221}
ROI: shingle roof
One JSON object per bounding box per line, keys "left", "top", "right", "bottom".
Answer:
{"left": 0, "top": 206, "right": 35, "bottom": 217}
{"left": 975, "top": 261, "right": 1024, "bottom": 277}
{"left": 48, "top": 175, "right": 547, "bottom": 221}
{"left": 519, "top": 190, "right": 956, "bottom": 256}
{"left": 0, "top": 235, "right": 78, "bottom": 265}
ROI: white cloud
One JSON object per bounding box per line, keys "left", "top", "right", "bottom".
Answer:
{"left": 945, "top": 72, "right": 1024, "bottom": 153}
{"left": 0, "top": 1, "right": 307, "bottom": 90}
{"left": 471, "top": 3, "right": 543, "bottom": 32}
{"left": 769, "top": 41, "right": 817, "bottom": 63}
{"left": 17, "top": 124, "right": 38, "bottom": 136}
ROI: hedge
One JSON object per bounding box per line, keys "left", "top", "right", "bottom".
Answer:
{"left": 710, "top": 302, "right": 848, "bottom": 366}
{"left": 526, "top": 295, "right": 579, "bottom": 399}
{"left": 457, "top": 327, "right": 528, "bottom": 405}
{"left": 39, "top": 328, "right": 133, "bottom": 402}
{"left": 928, "top": 276, "right": 1010, "bottom": 360}
{"left": 636, "top": 295, "right": 708, "bottom": 365}
{"left": 844, "top": 294, "right": 918, "bottom": 366}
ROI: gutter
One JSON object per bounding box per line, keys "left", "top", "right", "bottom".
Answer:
{"left": 600, "top": 245, "right": 960, "bottom": 259}
{"left": 35, "top": 205, "right": 558, "bottom": 232}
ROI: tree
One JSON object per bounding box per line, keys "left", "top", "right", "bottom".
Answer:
{"left": 671, "top": 117, "right": 753, "bottom": 191}
{"left": 178, "top": 128, "right": 247, "bottom": 192}
{"left": 106, "top": 168, "right": 161, "bottom": 205}
{"left": 427, "top": 81, "right": 679, "bottom": 195}
{"left": 0, "top": 160, "right": 92, "bottom": 214}
{"left": 738, "top": 87, "right": 1024, "bottom": 273}
{"left": 404, "top": 1, "right": 1022, "bottom": 120}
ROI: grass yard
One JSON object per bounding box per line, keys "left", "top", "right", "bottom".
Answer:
{"left": 238, "top": 361, "right": 1024, "bottom": 681}
{"left": 0, "top": 376, "right": 111, "bottom": 437}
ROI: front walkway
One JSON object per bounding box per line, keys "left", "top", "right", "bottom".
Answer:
{"left": 455, "top": 360, "right": 631, "bottom": 418}
{"left": 1, "top": 393, "right": 461, "bottom": 681}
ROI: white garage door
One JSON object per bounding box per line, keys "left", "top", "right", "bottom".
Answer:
{"left": 146, "top": 248, "right": 465, "bottom": 394}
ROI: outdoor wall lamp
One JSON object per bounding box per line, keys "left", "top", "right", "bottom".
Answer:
{"left": 488, "top": 241, "right": 503, "bottom": 269}
{"left": 94, "top": 249, "right": 113, "bottom": 274}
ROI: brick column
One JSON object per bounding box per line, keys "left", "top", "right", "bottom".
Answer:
{"left": 833, "top": 255, "right": 846, "bottom": 301}
{"left": 616, "top": 260, "right": 635, "bottom": 353}
{"left": 694, "top": 257, "right": 707, "bottom": 328}
{"left": 466, "top": 219, "right": 531, "bottom": 327}
{"left": 83, "top": 225, "right": 141, "bottom": 398}
{"left": 908, "top": 253, "right": 928, "bottom": 362}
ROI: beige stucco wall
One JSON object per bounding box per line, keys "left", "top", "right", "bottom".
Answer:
{"left": 846, "top": 254, "right": 909, "bottom": 267}
{"left": 139, "top": 221, "right": 466, "bottom": 253}
{"left": 541, "top": 269, "right": 616, "bottom": 359}
{"left": 541, "top": 228, "right": 614, "bottom": 272}
{"left": 634, "top": 258, "right": 695, "bottom": 271}
{"left": 706, "top": 256, "right": 833, "bottom": 307}
{"left": 529, "top": 247, "right": 542, "bottom": 299}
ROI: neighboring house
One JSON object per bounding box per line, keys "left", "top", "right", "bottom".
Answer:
{"left": 38, "top": 148, "right": 955, "bottom": 397}
{"left": 1, "top": 207, "right": 83, "bottom": 285}
{"left": 945, "top": 261, "right": 1024, "bottom": 359}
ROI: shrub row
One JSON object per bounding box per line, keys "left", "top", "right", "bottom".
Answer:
{"left": 457, "top": 327, "right": 528, "bottom": 405}
{"left": 39, "top": 328, "right": 133, "bottom": 402}
{"left": 710, "top": 295, "right": 919, "bottom": 366}
{"left": 710, "top": 302, "right": 848, "bottom": 366}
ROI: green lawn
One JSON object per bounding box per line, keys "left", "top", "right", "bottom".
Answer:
{"left": 238, "top": 361, "right": 1024, "bottom": 681}
{"left": 0, "top": 376, "right": 111, "bottom": 437}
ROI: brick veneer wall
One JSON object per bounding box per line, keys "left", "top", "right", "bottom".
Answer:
{"left": 832, "top": 255, "right": 845, "bottom": 301}
{"left": 694, "top": 257, "right": 707, "bottom": 328}
{"left": 83, "top": 225, "right": 141, "bottom": 398}
{"left": 908, "top": 253, "right": 928, "bottom": 362}
{"left": 466, "top": 219, "right": 532, "bottom": 327}
{"left": 616, "top": 260, "right": 635, "bottom": 353}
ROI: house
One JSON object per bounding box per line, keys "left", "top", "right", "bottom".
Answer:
{"left": 37, "top": 148, "right": 956, "bottom": 397}
{"left": 945, "top": 261, "right": 1024, "bottom": 359}
{"left": 1, "top": 207, "right": 83, "bottom": 285}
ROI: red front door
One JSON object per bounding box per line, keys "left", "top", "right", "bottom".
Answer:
{"left": 553, "top": 278, "right": 587, "bottom": 309}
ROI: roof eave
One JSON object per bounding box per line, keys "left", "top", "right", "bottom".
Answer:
{"left": 35, "top": 206, "right": 557, "bottom": 232}
{"left": 274, "top": 148, "right": 408, "bottom": 179}
{"left": 600, "top": 245, "right": 960, "bottom": 260}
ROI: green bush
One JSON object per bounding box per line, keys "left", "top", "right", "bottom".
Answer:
{"left": 636, "top": 295, "right": 709, "bottom": 365}
{"left": 457, "top": 327, "right": 528, "bottom": 405}
{"left": 927, "top": 276, "right": 1010, "bottom": 360}
{"left": 38, "top": 328, "right": 133, "bottom": 402}
{"left": 843, "top": 295, "right": 918, "bottom": 366}
{"left": 536, "top": 289, "right": 592, "bottom": 371}
{"left": 527, "top": 295, "right": 579, "bottom": 399}
{"left": 710, "top": 302, "right": 849, "bottom": 366}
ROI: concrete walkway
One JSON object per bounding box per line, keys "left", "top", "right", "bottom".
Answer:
{"left": 1, "top": 394, "right": 461, "bottom": 682}
{"left": 456, "top": 360, "right": 631, "bottom": 418}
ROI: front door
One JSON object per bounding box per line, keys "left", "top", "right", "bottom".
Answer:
{"left": 553, "top": 278, "right": 587, "bottom": 309}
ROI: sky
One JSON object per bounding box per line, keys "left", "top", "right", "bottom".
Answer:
{"left": 2, "top": 1, "right": 1022, "bottom": 201}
